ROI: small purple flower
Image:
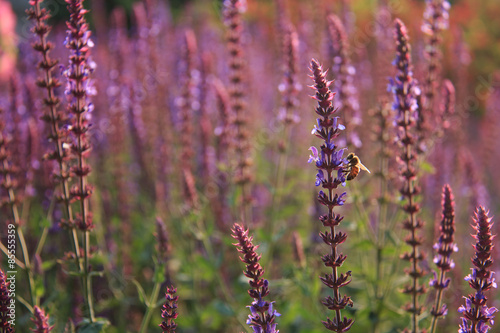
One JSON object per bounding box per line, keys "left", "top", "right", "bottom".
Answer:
{"left": 315, "top": 170, "right": 325, "bottom": 186}
{"left": 308, "top": 146, "right": 319, "bottom": 163}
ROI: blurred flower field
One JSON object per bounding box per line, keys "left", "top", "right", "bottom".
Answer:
{"left": 0, "top": 0, "right": 500, "bottom": 332}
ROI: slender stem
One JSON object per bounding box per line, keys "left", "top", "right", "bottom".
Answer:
{"left": 327, "top": 156, "right": 342, "bottom": 330}
{"left": 30, "top": 6, "right": 84, "bottom": 312}
{"left": 429, "top": 269, "right": 445, "bottom": 333}
{"left": 139, "top": 280, "right": 161, "bottom": 333}
{"left": 74, "top": 51, "right": 95, "bottom": 322}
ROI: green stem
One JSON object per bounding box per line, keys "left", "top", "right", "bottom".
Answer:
{"left": 139, "top": 280, "right": 161, "bottom": 333}
{"left": 429, "top": 269, "right": 446, "bottom": 333}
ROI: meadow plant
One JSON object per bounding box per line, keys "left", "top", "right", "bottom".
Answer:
{"left": 327, "top": 14, "right": 361, "bottom": 149}
{"left": 389, "top": 19, "right": 427, "bottom": 332}
{"left": 421, "top": 0, "right": 450, "bottom": 119}
{"left": 212, "top": 78, "right": 232, "bottom": 227}
{"left": 223, "top": 0, "right": 253, "bottom": 223}
{"left": 63, "top": 0, "right": 97, "bottom": 321}
{"left": 308, "top": 59, "right": 353, "bottom": 332}
{"left": 429, "top": 184, "right": 457, "bottom": 333}
{"left": 458, "top": 207, "right": 498, "bottom": 333}
{"left": 232, "top": 223, "right": 280, "bottom": 333}
{"left": 179, "top": 29, "right": 199, "bottom": 210}
{"left": 1, "top": 1, "right": 499, "bottom": 332}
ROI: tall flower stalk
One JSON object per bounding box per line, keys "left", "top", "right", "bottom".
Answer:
{"left": 429, "top": 184, "right": 457, "bottom": 333}
{"left": 179, "top": 29, "right": 199, "bottom": 210}
{"left": 458, "top": 207, "right": 498, "bottom": 333}
{"left": 139, "top": 218, "right": 171, "bottom": 333}
{"left": 213, "top": 77, "right": 232, "bottom": 228}
{"left": 63, "top": 0, "right": 96, "bottom": 322}
{"left": 231, "top": 223, "right": 280, "bottom": 333}
{"left": 27, "top": 0, "right": 84, "bottom": 289}
{"left": 421, "top": 0, "right": 450, "bottom": 120}
{"left": 269, "top": 22, "right": 300, "bottom": 236}
{"left": 389, "top": 19, "right": 426, "bottom": 332}
{"left": 327, "top": 14, "right": 361, "bottom": 149}
{"left": 308, "top": 59, "right": 353, "bottom": 332}
{"left": 223, "top": 0, "right": 253, "bottom": 223}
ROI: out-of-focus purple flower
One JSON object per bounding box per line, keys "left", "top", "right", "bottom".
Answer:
{"left": 232, "top": 224, "right": 279, "bottom": 333}
{"left": 458, "top": 207, "right": 498, "bottom": 333}
{"left": 420, "top": 0, "right": 451, "bottom": 148}
{"left": 31, "top": 306, "right": 54, "bottom": 333}
{"left": 327, "top": 14, "right": 362, "bottom": 149}
{"left": 64, "top": 0, "right": 95, "bottom": 232}
{"left": 390, "top": 19, "right": 427, "bottom": 330}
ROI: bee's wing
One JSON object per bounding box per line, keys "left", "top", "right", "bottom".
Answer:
{"left": 359, "top": 162, "right": 371, "bottom": 173}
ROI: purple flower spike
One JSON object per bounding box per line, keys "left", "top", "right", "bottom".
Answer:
{"left": 429, "top": 185, "right": 457, "bottom": 333}
{"left": 232, "top": 224, "right": 280, "bottom": 333}
{"left": 309, "top": 59, "right": 353, "bottom": 331}
{"left": 391, "top": 19, "right": 427, "bottom": 330}
{"left": 458, "top": 207, "right": 497, "bottom": 333}
{"left": 159, "top": 286, "right": 178, "bottom": 333}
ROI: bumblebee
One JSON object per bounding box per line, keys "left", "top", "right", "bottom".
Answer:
{"left": 343, "top": 153, "right": 371, "bottom": 181}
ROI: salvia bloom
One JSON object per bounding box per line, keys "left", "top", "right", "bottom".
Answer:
{"left": 64, "top": 0, "right": 96, "bottom": 232}
{"left": 429, "top": 185, "right": 457, "bottom": 332}
{"left": 27, "top": 0, "right": 76, "bottom": 228}
{"left": 277, "top": 23, "right": 301, "bottom": 138}
{"left": 389, "top": 19, "right": 427, "bottom": 331}
{"left": 179, "top": 29, "right": 199, "bottom": 210}
{"left": 159, "top": 286, "right": 178, "bottom": 333}
{"left": 308, "top": 59, "right": 353, "bottom": 332}
{"left": 223, "top": 0, "right": 253, "bottom": 221}
{"left": 31, "top": 306, "right": 54, "bottom": 333}
{"left": 231, "top": 223, "right": 280, "bottom": 333}
{"left": 458, "top": 207, "right": 498, "bottom": 333}
{"left": 420, "top": 0, "right": 450, "bottom": 144}
{"left": 327, "top": 14, "right": 361, "bottom": 148}
{"left": 0, "top": 270, "right": 13, "bottom": 332}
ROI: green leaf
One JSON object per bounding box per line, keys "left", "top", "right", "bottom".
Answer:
{"left": 131, "top": 279, "right": 147, "bottom": 304}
